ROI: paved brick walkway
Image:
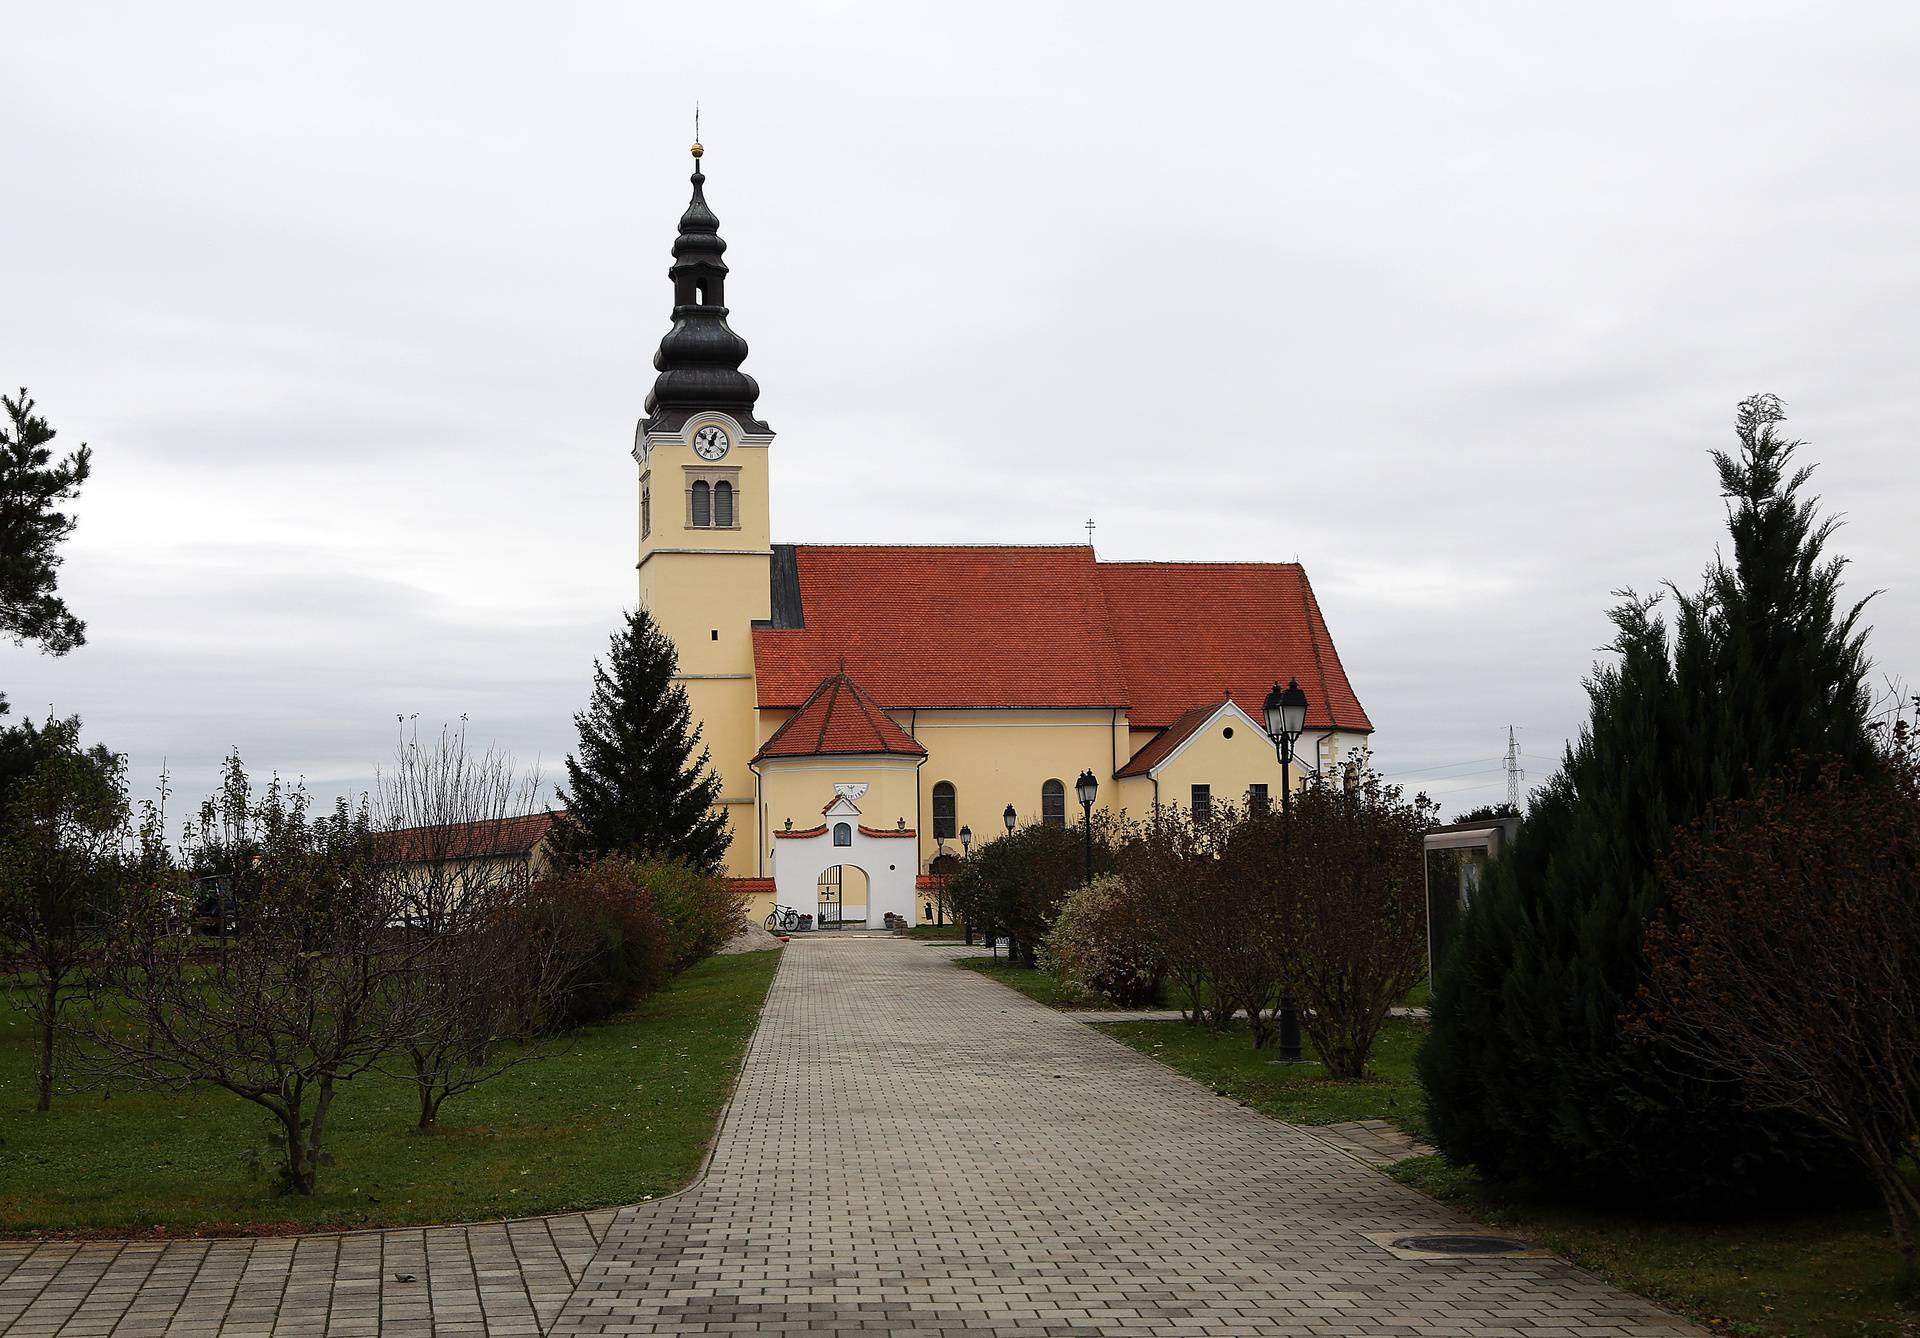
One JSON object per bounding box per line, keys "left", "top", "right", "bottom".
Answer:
{"left": 2, "top": 937, "right": 1696, "bottom": 1336}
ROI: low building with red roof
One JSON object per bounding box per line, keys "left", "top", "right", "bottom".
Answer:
{"left": 625, "top": 142, "right": 1372, "bottom": 928}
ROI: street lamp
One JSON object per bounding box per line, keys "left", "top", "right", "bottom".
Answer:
{"left": 959, "top": 825, "right": 972, "bottom": 855}
{"left": 1261, "top": 676, "right": 1311, "bottom": 1064}
{"left": 1075, "top": 769, "right": 1098, "bottom": 885}
{"left": 1262, "top": 677, "right": 1310, "bottom": 814}
{"left": 1003, "top": 803, "right": 1016, "bottom": 835}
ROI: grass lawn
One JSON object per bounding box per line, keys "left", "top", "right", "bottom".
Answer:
{"left": 1102, "top": 1016, "right": 1431, "bottom": 1137}
{"left": 1393, "top": 1157, "right": 1917, "bottom": 1338}
{"left": 0, "top": 948, "right": 780, "bottom": 1237}
{"left": 951, "top": 952, "right": 1430, "bottom": 1015}
{"left": 902, "top": 924, "right": 971, "bottom": 941}
{"left": 954, "top": 955, "right": 1107, "bottom": 1008}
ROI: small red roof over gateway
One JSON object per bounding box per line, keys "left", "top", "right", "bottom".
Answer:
{"left": 1115, "top": 700, "right": 1228, "bottom": 778}
{"left": 752, "top": 670, "right": 928, "bottom": 762}
{"left": 751, "top": 546, "right": 1371, "bottom": 733}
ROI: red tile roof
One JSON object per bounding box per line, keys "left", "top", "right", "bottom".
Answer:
{"left": 752, "top": 670, "right": 929, "bottom": 761}
{"left": 1098, "top": 562, "right": 1371, "bottom": 732}
{"left": 751, "top": 546, "right": 1371, "bottom": 732}
{"left": 1115, "top": 701, "right": 1227, "bottom": 778}
{"left": 373, "top": 811, "right": 556, "bottom": 863}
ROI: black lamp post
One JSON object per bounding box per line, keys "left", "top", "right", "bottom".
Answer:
{"left": 1262, "top": 677, "right": 1310, "bottom": 812}
{"left": 1075, "top": 769, "right": 1098, "bottom": 885}
{"left": 959, "top": 825, "right": 972, "bottom": 856}
{"left": 1262, "top": 676, "right": 1311, "bottom": 1064}
{"left": 986, "top": 803, "right": 1015, "bottom": 956}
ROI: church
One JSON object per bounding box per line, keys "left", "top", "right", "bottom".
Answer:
{"left": 634, "top": 142, "right": 1374, "bottom": 929}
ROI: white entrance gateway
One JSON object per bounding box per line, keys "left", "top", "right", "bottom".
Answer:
{"left": 770, "top": 794, "right": 918, "bottom": 929}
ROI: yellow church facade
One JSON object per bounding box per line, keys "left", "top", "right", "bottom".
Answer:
{"left": 633, "top": 145, "right": 1373, "bottom": 926}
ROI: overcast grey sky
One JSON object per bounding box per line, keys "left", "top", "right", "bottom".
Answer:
{"left": 5, "top": 1, "right": 1918, "bottom": 825}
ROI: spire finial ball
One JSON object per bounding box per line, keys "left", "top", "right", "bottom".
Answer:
{"left": 690, "top": 142, "right": 704, "bottom": 159}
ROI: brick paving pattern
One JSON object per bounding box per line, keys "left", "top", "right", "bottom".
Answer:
{"left": 2, "top": 937, "right": 1696, "bottom": 1335}
{"left": 1312, "top": 1120, "right": 1438, "bottom": 1169}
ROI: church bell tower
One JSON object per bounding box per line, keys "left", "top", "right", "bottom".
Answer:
{"left": 634, "top": 138, "right": 774, "bottom": 868}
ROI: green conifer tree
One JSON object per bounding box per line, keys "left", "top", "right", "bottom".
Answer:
{"left": 1, "top": 389, "right": 92, "bottom": 776}
{"left": 551, "top": 609, "right": 730, "bottom": 873}
{"left": 1420, "top": 395, "right": 1875, "bottom": 1206}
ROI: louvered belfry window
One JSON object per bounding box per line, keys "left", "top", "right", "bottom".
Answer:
{"left": 690, "top": 479, "right": 711, "bottom": 527}
{"left": 713, "top": 479, "right": 734, "bottom": 527}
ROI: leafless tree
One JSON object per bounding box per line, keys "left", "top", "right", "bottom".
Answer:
{"left": 1113, "top": 805, "right": 1230, "bottom": 1026}
{"left": 374, "top": 725, "right": 578, "bottom": 1130}
{"left": 1242, "top": 771, "right": 1432, "bottom": 1077}
{"left": 1638, "top": 732, "right": 1920, "bottom": 1277}
{"left": 80, "top": 756, "right": 427, "bottom": 1193}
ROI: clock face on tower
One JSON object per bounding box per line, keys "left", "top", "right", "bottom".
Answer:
{"left": 692, "top": 425, "right": 731, "bottom": 461}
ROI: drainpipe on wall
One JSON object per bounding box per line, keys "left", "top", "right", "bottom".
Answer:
{"left": 910, "top": 709, "right": 922, "bottom": 873}
{"left": 749, "top": 760, "right": 765, "bottom": 877}
{"left": 1310, "top": 730, "right": 1338, "bottom": 787}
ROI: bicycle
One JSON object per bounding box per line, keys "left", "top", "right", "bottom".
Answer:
{"left": 764, "top": 904, "right": 804, "bottom": 932}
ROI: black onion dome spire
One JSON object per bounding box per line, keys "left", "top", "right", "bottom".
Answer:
{"left": 643, "top": 141, "right": 766, "bottom": 433}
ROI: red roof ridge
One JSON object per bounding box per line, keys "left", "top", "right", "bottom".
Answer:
{"left": 785, "top": 541, "right": 1092, "bottom": 552}
{"left": 1116, "top": 699, "right": 1231, "bottom": 778}
{"left": 752, "top": 546, "right": 1371, "bottom": 732}
{"left": 373, "top": 810, "right": 558, "bottom": 862}
{"left": 1095, "top": 558, "right": 1306, "bottom": 569}
{"left": 753, "top": 668, "right": 928, "bottom": 762}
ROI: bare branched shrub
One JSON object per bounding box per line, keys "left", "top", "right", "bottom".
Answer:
{"left": 1638, "top": 735, "right": 1920, "bottom": 1274}
{"left": 82, "top": 756, "right": 425, "bottom": 1194}
{"left": 375, "top": 726, "right": 578, "bottom": 1130}
{"left": 1114, "top": 806, "right": 1224, "bottom": 1025}
{"left": 1241, "top": 772, "right": 1432, "bottom": 1077}
{"left": 1194, "top": 801, "right": 1291, "bottom": 1045}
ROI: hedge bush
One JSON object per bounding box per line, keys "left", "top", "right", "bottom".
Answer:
{"left": 1044, "top": 875, "right": 1163, "bottom": 1006}
{"left": 632, "top": 856, "right": 747, "bottom": 974}
{"left": 525, "top": 858, "right": 672, "bottom": 1030}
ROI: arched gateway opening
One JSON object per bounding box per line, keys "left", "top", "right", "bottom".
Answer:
{"left": 815, "top": 865, "right": 870, "bottom": 929}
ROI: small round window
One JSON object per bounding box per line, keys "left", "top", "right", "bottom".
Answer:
{"left": 1223, "top": 726, "right": 1235, "bottom": 739}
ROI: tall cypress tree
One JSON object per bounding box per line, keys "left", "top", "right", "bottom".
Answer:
{"left": 551, "top": 609, "right": 729, "bottom": 873}
{"left": 1420, "top": 395, "right": 1875, "bottom": 1206}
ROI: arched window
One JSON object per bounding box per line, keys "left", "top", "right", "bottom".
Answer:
{"left": 690, "top": 479, "right": 711, "bottom": 527}
{"left": 1041, "top": 779, "right": 1066, "bottom": 828}
{"left": 833, "top": 822, "right": 852, "bottom": 847}
{"left": 931, "top": 781, "right": 956, "bottom": 840}
{"left": 713, "top": 479, "right": 734, "bottom": 527}
{"left": 640, "top": 481, "right": 651, "bottom": 538}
